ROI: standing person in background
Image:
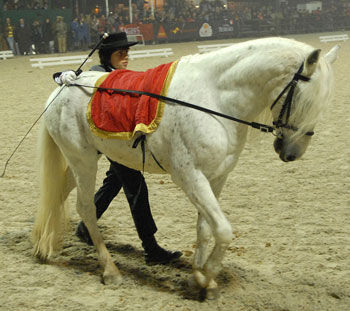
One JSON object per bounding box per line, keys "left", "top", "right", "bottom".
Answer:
{"left": 89, "top": 15, "right": 99, "bottom": 43}
{"left": 71, "top": 17, "right": 80, "bottom": 51}
{"left": 0, "top": 19, "right": 5, "bottom": 50}
{"left": 31, "top": 20, "right": 44, "bottom": 54}
{"left": 106, "top": 12, "right": 116, "bottom": 33}
{"left": 77, "top": 17, "right": 90, "bottom": 51}
{"left": 4, "top": 17, "right": 17, "bottom": 55}
{"left": 42, "top": 17, "right": 54, "bottom": 54}
{"left": 55, "top": 16, "right": 67, "bottom": 53}
{"left": 97, "top": 14, "right": 106, "bottom": 34}
{"left": 16, "top": 18, "right": 31, "bottom": 55}
{"left": 53, "top": 33, "right": 182, "bottom": 265}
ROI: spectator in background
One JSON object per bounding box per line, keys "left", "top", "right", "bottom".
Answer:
{"left": 106, "top": 12, "right": 116, "bottom": 33}
{"left": 31, "top": 20, "right": 44, "bottom": 54}
{"left": 16, "top": 18, "right": 31, "bottom": 55}
{"left": 42, "top": 17, "right": 54, "bottom": 54}
{"left": 33, "top": 1, "right": 41, "bottom": 9}
{"left": 112, "top": 13, "right": 122, "bottom": 33}
{"left": 0, "top": 19, "right": 7, "bottom": 50}
{"left": 55, "top": 16, "right": 67, "bottom": 53}
{"left": 97, "top": 14, "right": 106, "bottom": 34}
{"left": 89, "top": 15, "right": 99, "bottom": 43}
{"left": 4, "top": 17, "right": 16, "bottom": 55}
{"left": 71, "top": 17, "right": 79, "bottom": 50}
{"left": 78, "top": 17, "right": 90, "bottom": 50}
{"left": 136, "top": 0, "right": 145, "bottom": 20}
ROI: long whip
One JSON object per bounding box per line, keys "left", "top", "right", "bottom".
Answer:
{"left": 0, "top": 33, "right": 109, "bottom": 178}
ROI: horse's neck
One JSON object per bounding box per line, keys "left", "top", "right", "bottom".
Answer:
{"left": 193, "top": 39, "right": 308, "bottom": 121}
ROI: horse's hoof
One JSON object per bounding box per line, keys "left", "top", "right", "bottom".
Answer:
{"left": 102, "top": 273, "right": 123, "bottom": 286}
{"left": 34, "top": 252, "right": 48, "bottom": 263}
{"left": 188, "top": 276, "right": 201, "bottom": 289}
{"left": 206, "top": 287, "right": 220, "bottom": 300}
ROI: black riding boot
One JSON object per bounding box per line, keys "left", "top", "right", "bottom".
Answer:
{"left": 142, "top": 235, "right": 182, "bottom": 265}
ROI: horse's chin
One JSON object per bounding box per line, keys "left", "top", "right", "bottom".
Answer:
{"left": 279, "top": 153, "right": 298, "bottom": 162}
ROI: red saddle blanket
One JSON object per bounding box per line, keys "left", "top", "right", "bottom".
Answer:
{"left": 87, "top": 61, "right": 178, "bottom": 139}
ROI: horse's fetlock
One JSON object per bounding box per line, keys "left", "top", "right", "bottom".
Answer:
{"left": 193, "top": 269, "right": 208, "bottom": 288}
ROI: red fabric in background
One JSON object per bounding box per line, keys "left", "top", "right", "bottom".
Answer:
{"left": 90, "top": 62, "right": 173, "bottom": 134}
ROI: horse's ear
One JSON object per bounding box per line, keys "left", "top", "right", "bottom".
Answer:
{"left": 304, "top": 49, "right": 321, "bottom": 77}
{"left": 324, "top": 45, "right": 339, "bottom": 64}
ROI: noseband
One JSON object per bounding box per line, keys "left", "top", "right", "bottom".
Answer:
{"left": 270, "top": 63, "right": 314, "bottom": 137}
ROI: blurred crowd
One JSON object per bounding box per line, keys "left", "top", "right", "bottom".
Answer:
{"left": 1, "top": 0, "right": 350, "bottom": 55}
{"left": 1, "top": 15, "right": 74, "bottom": 55}
{"left": 3, "top": 0, "right": 49, "bottom": 10}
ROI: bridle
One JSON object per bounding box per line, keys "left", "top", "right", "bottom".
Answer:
{"left": 70, "top": 61, "right": 314, "bottom": 138}
{"left": 270, "top": 62, "right": 314, "bottom": 137}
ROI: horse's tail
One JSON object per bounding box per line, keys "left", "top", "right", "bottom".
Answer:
{"left": 32, "top": 122, "right": 68, "bottom": 259}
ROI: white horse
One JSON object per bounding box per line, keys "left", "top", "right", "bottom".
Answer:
{"left": 32, "top": 37, "right": 338, "bottom": 299}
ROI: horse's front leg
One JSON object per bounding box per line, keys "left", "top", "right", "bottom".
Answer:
{"left": 193, "top": 175, "right": 228, "bottom": 272}
{"left": 174, "top": 169, "right": 233, "bottom": 299}
{"left": 71, "top": 160, "right": 122, "bottom": 285}
{"left": 193, "top": 213, "right": 211, "bottom": 272}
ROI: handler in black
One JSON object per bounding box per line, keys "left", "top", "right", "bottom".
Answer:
{"left": 54, "top": 32, "right": 182, "bottom": 265}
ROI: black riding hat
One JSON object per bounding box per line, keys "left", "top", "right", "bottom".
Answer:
{"left": 99, "top": 32, "right": 138, "bottom": 50}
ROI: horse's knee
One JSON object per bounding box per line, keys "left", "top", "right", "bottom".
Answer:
{"left": 76, "top": 200, "right": 96, "bottom": 220}
{"left": 215, "top": 224, "right": 233, "bottom": 245}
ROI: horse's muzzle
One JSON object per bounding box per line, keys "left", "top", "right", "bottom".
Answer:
{"left": 274, "top": 137, "right": 298, "bottom": 162}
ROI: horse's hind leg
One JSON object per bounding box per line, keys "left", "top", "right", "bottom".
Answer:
{"left": 68, "top": 156, "right": 122, "bottom": 285}
{"left": 63, "top": 167, "right": 76, "bottom": 199}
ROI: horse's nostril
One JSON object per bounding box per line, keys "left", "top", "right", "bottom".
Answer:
{"left": 286, "top": 155, "right": 296, "bottom": 161}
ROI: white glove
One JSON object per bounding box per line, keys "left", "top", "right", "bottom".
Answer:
{"left": 60, "top": 70, "right": 77, "bottom": 85}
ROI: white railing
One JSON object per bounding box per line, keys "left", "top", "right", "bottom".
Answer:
{"left": 197, "top": 43, "right": 234, "bottom": 53}
{"left": 0, "top": 50, "right": 14, "bottom": 60}
{"left": 128, "top": 48, "right": 174, "bottom": 60}
{"left": 30, "top": 55, "right": 92, "bottom": 69}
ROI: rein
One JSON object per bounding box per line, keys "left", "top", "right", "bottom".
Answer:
{"left": 70, "top": 84, "right": 275, "bottom": 134}
{"left": 71, "top": 61, "right": 313, "bottom": 137}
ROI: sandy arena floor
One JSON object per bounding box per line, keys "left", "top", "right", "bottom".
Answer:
{"left": 0, "top": 32, "right": 349, "bottom": 311}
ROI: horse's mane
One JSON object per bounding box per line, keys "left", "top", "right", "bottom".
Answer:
{"left": 289, "top": 56, "right": 334, "bottom": 138}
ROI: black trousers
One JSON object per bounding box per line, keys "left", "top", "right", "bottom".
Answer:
{"left": 94, "top": 159, "right": 157, "bottom": 240}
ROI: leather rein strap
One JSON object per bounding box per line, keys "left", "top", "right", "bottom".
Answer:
{"left": 71, "top": 61, "right": 312, "bottom": 136}
{"left": 71, "top": 83, "right": 275, "bottom": 134}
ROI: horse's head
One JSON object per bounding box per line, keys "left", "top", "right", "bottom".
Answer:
{"left": 272, "top": 45, "right": 339, "bottom": 162}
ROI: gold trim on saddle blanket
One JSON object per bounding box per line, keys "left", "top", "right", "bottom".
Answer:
{"left": 86, "top": 60, "right": 179, "bottom": 140}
